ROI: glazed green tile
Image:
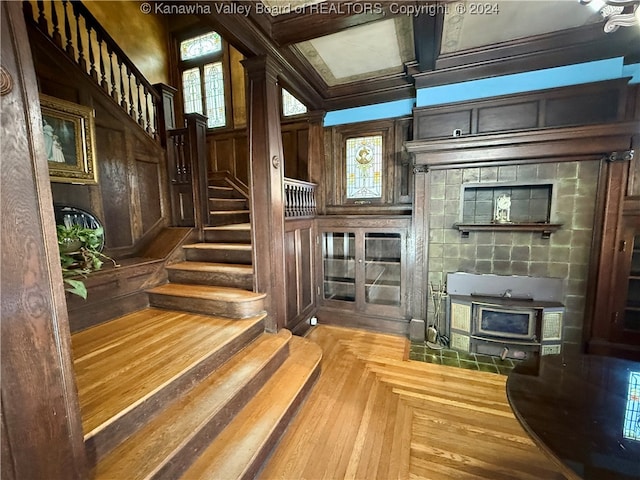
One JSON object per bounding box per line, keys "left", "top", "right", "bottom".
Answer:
{"left": 478, "top": 363, "right": 500, "bottom": 374}
{"left": 459, "top": 359, "right": 479, "bottom": 370}
{"left": 457, "top": 351, "right": 477, "bottom": 361}
{"left": 409, "top": 351, "right": 423, "bottom": 359}
{"left": 441, "top": 350, "right": 459, "bottom": 359}
{"left": 475, "top": 354, "right": 495, "bottom": 364}
{"left": 423, "top": 354, "right": 442, "bottom": 364}
{"left": 493, "top": 357, "right": 514, "bottom": 367}
{"left": 441, "top": 357, "right": 460, "bottom": 367}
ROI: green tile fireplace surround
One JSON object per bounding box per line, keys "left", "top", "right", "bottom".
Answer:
{"left": 425, "top": 160, "right": 599, "bottom": 354}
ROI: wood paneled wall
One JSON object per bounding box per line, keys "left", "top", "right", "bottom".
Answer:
{"left": 323, "top": 117, "right": 413, "bottom": 215}
{"left": 284, "top": 218, "right": 315, "bottom": 335}
{"left": 206, "top": 119, "right": 312, "bottom": 188}
{"left": 29, "top": 27, "right": 170, "bottom": 259}
{"left": 414, "top": 78, "right": 630, "bottom": 141}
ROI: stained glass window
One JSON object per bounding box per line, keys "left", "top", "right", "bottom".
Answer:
{"left": 180, "top": 32, "right": 222, "bottom": 61}
{"left": 204, "top": 62, "right": 226, "bottom": 128}
{"left": 346, "top": 135, "right": 383, "bottom": 199}
{"left": 182, "top": 67, "right": 203, "bottom": 115}
{"left": 282, "top": 89, "right": 307, "bottom": 116}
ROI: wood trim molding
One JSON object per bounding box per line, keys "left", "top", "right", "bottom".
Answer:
{"left": 406, "top": 122, "right": 640, "bottom": 168}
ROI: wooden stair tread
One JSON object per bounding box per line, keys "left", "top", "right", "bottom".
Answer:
{"left": 94, "top": 330, "right": 292, "bottom": 480}
{"left": 166, "top": 261, "right": 253, "bottom": 274}
{"left": 180, "top": 336, "right": 322, "bottom": 480}
{"left": 205, "top": 223, "right": 251, "bottom": 231}
{"left": 148, "top": 283, "right": 265, "bottom": 301}
{"left": 71, "top": 308, "right": 265, "bottom": 437}
{"left": 183, "top": 242, "right": 252, "bottom": 251}
{"left": 209, "top": 209, "right": 250, "bottom": 214}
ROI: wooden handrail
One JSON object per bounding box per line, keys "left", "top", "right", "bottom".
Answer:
{"left": 24, "top": 0, "right": 160, "bottom": 142}
{"left": 284, "top": 178, "right": 317, "bottom": 218}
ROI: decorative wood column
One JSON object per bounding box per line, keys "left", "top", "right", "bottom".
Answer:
{"left": 1, "top": 2, "right": 87, "bottom": 478}
{"left": 306, "top": 110, "right": 326, "bottom": 215}
{"left": 411, "top": 165, "right": 430, "bottom": 321}
{"left": 242, "top": 55, "right": 287, "bottom": 332}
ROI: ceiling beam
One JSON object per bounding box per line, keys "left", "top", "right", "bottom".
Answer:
{"left": 412, "top": 5, "right": 444, "bottom": 72}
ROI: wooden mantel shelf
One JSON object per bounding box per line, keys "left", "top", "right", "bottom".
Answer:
{"left": 454, "top": 223, "right": 562, "bottom": 239}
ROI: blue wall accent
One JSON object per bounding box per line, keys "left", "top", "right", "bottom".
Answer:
{"left": 622, "top": 63, "right": 640, "bottom": 84}
{"left": 416, "top": 57, "right": 625, "bottom": 107}
{"left": 323, "top": 57, "right": 634, "bottom": 126}
{"left": 323, "top": 98, "right": 415, "bottom": 127}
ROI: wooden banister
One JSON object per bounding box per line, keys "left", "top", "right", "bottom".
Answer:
{"left": 24, "top": 0, "right": 161, "bottom": 143}
{"left": 284, "top": 178, "right": 317, "bottom": 218}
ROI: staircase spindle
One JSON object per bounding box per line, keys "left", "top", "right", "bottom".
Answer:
{"left": 62, "top": 0, "right": 74, "bottom": 58}
{"left": 98, "top": 34, "right": 108, "bottom": 91}
{"left": 73, "top": 3, "right": 86, "bottom": 72}
{"left": 145, "top": 88, "right": 152, "bottom": 133}
{"left": 108, "top": 46, "right": 117, "bottom": 101}
{"left": 118, "top": 58, "right": 127, "bottom": 109}
{"left": 136, "top": 79, "right": 144, "bottom": 126}
{"left": 23, "top": 1, "right": 35, "bottom": 24}
{"left": 88, "top": 27, "right": 97, "bottom": 81}
{"left": 127, "top": 67, "right": 135, "bottom": 118}
{"left": 37, "top": 0, "right": 48, "bottom": 33}
{"left": 50, "top": 0, "right": 62, "bottom": 47}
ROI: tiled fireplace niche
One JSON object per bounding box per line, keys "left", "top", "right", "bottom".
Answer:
{"left": 424, "top": 162, "right": 598, "bottom": 350}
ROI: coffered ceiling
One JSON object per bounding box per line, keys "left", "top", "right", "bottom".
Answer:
{"left": 202, "top": 1, "right": 640, "bottom": 110}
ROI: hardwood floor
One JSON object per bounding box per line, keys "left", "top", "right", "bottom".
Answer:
{"left": 260, "top": 325, "right": 566, "bottom": 480}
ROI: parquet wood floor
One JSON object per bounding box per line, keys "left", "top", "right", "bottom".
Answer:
{"left": 259, "top": 325, "right": 565, "bottom": 480}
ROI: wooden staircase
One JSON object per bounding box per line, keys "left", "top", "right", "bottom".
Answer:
{"left": 69, "top": 177, "right": 321, "bottom": 478}
{"left": 72, "top": 308, "right": 321, "bottom": 479}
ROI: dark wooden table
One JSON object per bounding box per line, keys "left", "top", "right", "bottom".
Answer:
{"left": 507, "top": 353, "right": 640, "bottom": 480}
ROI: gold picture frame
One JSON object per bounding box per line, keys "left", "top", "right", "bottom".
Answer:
{"left": 40, "top": 94, "right": 97, "bottom": 184}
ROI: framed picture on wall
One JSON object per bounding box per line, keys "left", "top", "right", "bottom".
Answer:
{"left": 40, "top": 94, "right": 97, "bottom": 184}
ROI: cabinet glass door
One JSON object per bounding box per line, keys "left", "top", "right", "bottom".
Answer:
{"left": 624, "top": 234, "right": 640, "bottom": 334}
{"left": 364, "top": 232, "right": 401, "bottom": 306}
{"left": 322, "top": 232, "right": 356, "bottom": 302}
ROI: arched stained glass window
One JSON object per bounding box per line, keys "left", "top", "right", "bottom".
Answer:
{"left": 180, "top": 32, "right": 222, "bottom": 61}
{"left": 282, "top": 89, "right": 307, "bottom": 116}
{"left": 346, "top": 135, "right": 383, "bottom": 199}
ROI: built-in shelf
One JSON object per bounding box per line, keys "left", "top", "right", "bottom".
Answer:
{"left": 453, "top": 223, "right": 563, "bottom": 239}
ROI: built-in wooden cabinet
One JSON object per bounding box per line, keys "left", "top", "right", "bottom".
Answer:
{"left": 316, "top": 216, "right": 411, "bottom": 334}
{"left": 611, "top": 214, "right": 640, "bottom": 347}
{"left": 589, "top": 145, "right": 640, "bottom": 360}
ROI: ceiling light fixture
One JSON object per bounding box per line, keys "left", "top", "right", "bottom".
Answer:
{"left": 581, "top": 0, "right": 640, "bottom": 32}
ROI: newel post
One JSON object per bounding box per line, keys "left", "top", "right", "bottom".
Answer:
{"left": 185, "top": 113, "right": 209, "bottom": 241}
{"left": 242, "top": 55, "right": 287, "bottom": 332}
{"left": 153, "top": 83, "right": 177, "bottom": 147}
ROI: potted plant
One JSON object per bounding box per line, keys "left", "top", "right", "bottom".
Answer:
{"left": 57, "top": 224, "right": 116, "bottom": 299}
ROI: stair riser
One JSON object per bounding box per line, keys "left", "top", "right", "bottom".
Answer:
{"left": 209, "top": 212, "right": 250, "bottom": 227}
{"left": 148, "top": 293, "right": 264, "bottom": 319}
{"left": 84, "top": 318, "right": 265, "bottom": 463}
{"left": 167, "top": 270, "right": 253, "bottom": 290}
{"left": 208, "top": 187, "right": 241, "bottom": 199}
{"left": 151, "top": 344, "right": 291, "bottom": 480}
{"left": 204, "top": 229, "right": 252, "bottom": 244}
{"left": 240, "top": 366, "right": 321, "bottom": 480}
{"left": 185, "top": 248, "right": 252, "bottom": 265}
{"left": 209, "top": 199, "right": 247, "bottom": 211}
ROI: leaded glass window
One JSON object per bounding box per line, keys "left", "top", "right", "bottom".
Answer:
{"left": 204, "top": 62, "right": 226, "bottom": 128}
{"left": 346, "top": 135, "right": 383, "bottom": 199}
{"left": 182, "top": 67, "right": 203, "bottom": 115}
{"left": 282, "top": 89, "right": 307, "bottom": 116}
{"left": 180, "top": 32, "right": 222, "bottom": 61}
{"left": 178, "top": 31, "right": 227, "bottom": 129}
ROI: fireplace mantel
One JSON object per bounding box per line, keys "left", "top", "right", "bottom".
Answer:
{"left": 405, "top": 121, "right": 639, "bottom": 170}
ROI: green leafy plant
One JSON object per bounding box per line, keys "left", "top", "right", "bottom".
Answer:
{"left": 57, "top": 224, "right": 117, "bottom": 299}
